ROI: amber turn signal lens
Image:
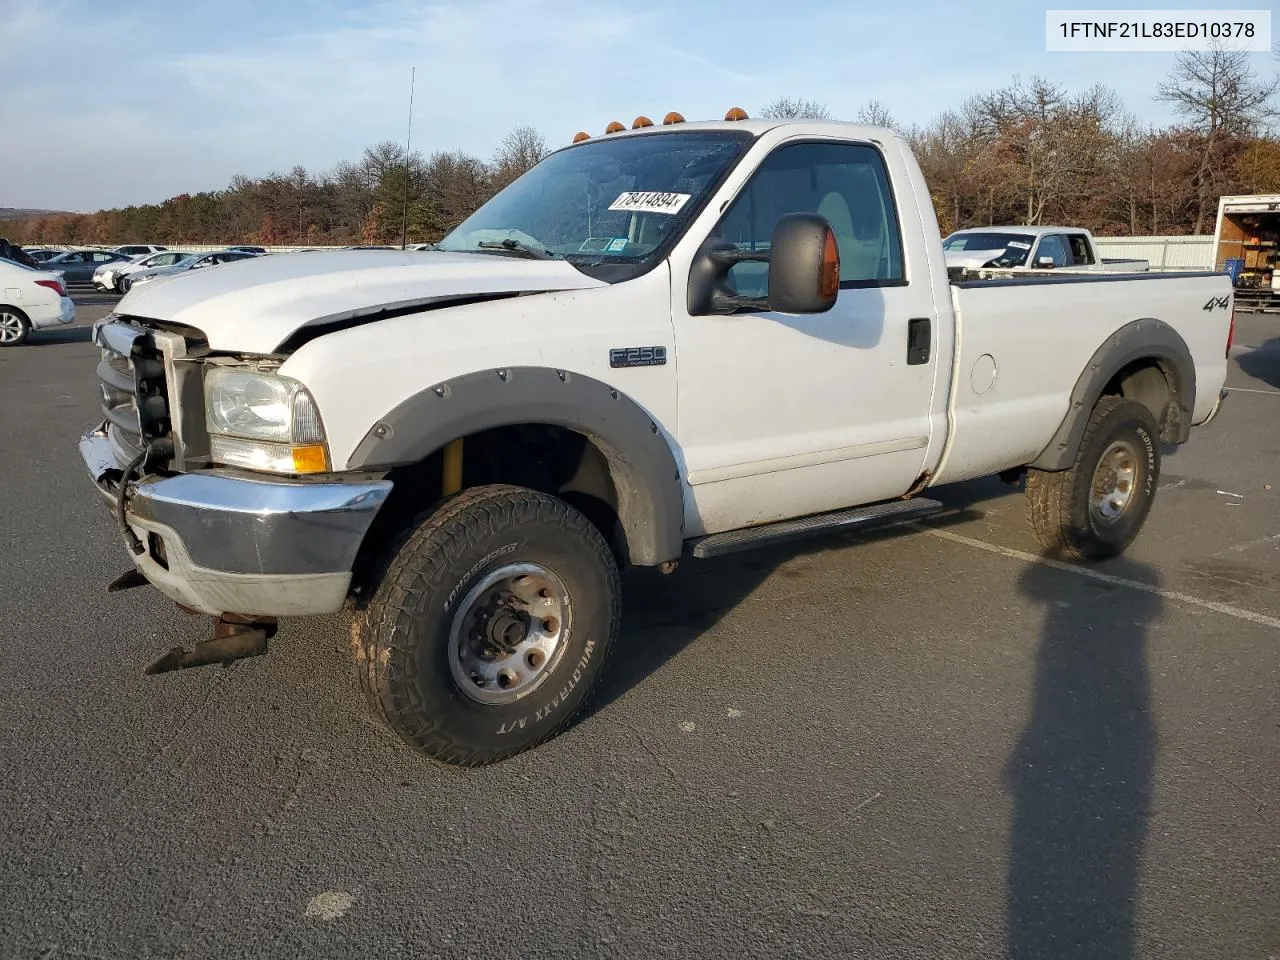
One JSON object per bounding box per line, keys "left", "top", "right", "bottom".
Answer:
{"left": 572, "top": 131, "right": 590, "bottom": 143}
{"left": 290, "top": 443, "right": 330, "bottom": 474}
{"left": 632, "top": 115, "right": 653, "bottom": 129}
{"left": 820, "top": 228, "right": 840, "bottom": 298}
{"left": 663, "top": 111, "right": 685, "bottom": 125}
{"left": 605, "top": 121, "right": 625, "bottom": 134}
{"left": 724, "top": 107, "right": 748, "bottom": 121}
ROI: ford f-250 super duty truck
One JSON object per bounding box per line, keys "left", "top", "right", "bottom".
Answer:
{"left": 80, "top": 112, "right": 1232, "bottom": 765}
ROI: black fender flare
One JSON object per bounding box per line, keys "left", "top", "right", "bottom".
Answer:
{"left": 346, "top": 366, "right": 684, "bottom": 566}
{"left": 1030, "top": 317, "right": 1196, "bottom": 471}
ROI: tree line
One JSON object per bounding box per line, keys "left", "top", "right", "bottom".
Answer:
{"left": 9, "top": 47, "right": 1279, "bottom": 246}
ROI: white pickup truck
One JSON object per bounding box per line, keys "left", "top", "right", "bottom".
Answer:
{"left": 80, "top": 114, "right": 1232, "bottom": 765}
{"left": 943, "top": 225, "right": 1150, "bottom": 276}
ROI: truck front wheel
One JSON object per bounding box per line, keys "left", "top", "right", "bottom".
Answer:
{"left": 1025, "top": 396, "right": 1161, "bottom": 562}
{"left": 354, "top": 484, "right": 620, "bottom": 766}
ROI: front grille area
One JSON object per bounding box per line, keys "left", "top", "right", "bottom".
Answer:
{"left": 96, "top": 319, "right": 172, "bottom": 467}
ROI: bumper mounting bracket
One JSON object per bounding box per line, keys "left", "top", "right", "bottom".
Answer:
{"left": 145, "top": 615, "right": 278, "bottom": 675}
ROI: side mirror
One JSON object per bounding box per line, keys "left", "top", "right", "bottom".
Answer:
{"left": 767, "top": 213, "right": 841, "bottom": 314}
{"left": 1035, "top": 256, "right": 1055, "bottom": 268}
{"left": 687, "top": 212, "right": 841, "bottom": 316}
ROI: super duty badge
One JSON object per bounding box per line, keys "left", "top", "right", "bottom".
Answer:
{"left": 609, "top": 346, "right": 667, "bottom": 368}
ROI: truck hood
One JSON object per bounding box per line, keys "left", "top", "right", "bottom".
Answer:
{"left": 944, "top": 249, "right": 1006, "bottom": 270}
{"left": 117, "top": 250, "right": 608, "bottom": 353}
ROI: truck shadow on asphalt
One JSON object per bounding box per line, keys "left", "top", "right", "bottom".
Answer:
{"left": 591, "top": 475, "right": 1017, "bottom": 715}
{"left": 1235, "top": 336, "right": 1280, "bottom": 389}
{"left": 1006, "top": 555, "right": 1157, "bottom": 960}
{"left": 594, "top": 480, "right": 1158, "bottom": 960}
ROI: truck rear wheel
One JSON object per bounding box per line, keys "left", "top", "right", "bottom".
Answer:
{"left": 354, "top": 484, "right": 620, "bottom": 766}
{"left": 1025, "top": 396, "right": 1160, "bottom": 562}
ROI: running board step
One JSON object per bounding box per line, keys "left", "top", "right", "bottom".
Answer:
{"left": 689, "top": 497, "right": 944, "bottom": 559}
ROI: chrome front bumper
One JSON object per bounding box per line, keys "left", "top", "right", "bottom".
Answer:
{"left": 80, "top": 426, "right": 393, "bottom": 617}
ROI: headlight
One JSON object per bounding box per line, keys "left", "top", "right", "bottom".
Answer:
{"left": 204, "top": 367, "right": 329, "bottom": 474}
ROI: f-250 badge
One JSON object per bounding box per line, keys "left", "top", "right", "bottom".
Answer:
{"left": 609, "top": 346, "right": 667, "bottom": 368}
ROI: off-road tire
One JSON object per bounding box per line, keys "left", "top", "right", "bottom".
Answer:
{"left": 0, "top": 307, "right": 31, "bottom": 347}
{"left": 353, "top": 484, "right": 620, "bottom": 766}
{"left": 1026, "top": 396, "right": 1160, "bottom": 562}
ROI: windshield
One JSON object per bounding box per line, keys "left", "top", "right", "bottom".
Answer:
{"left": 943, "top": 231, "right": 1035, "bottom": 267}
{"left": 438, "top": 130, "right": 753, "bottom": 281}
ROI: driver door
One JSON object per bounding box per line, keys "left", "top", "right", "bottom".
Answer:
{"left": 672, "top": 139, "right": 941, "bottom": 536}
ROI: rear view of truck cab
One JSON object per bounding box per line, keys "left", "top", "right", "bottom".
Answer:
{"left": 80, "top": 109, "right": 1232, "bottom": 766}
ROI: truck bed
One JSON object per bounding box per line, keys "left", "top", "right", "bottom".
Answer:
{"left": 930, "top": 270, "right": 1232, "bottom": 486}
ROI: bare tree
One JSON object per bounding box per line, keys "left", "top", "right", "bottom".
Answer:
{"left": 856, "top": 100, "right": 895, "bottom": 127}
{"left": 759, "top": 97, "right": 832, "bottom": 120}
{"left": 492, "top": 126, "right": 548, "bottom": 190}
{"left": 1156, "top": 44, "right": 1279, "bottom": 232}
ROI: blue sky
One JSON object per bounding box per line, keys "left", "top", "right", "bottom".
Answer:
{"left": 3, "top": 0, "right": 1277, "bottom": 211}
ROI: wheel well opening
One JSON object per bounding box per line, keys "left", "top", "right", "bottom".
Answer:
{"left": 1103, "top": 359, "right": 1178, "bottom": 440}
{"left": 350, "top": 424, "right": 624, "bottom": 600}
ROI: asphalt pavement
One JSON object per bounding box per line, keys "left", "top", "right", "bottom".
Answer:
{"left": 0, "top": 294, "right": 1276, "bottom": 959}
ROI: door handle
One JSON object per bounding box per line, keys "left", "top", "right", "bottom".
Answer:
{"left": 907, "top": 318, "right": 931, "bottom": 365}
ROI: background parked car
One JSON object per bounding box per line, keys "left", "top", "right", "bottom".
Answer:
{"left": 121, "top": 250, "right": 259, "bottom": 292}
{"left": 225, "top": 245, "right": 267, "bottom": 255}
{"left": 94, "top": 250, "right": 193, "bottom": 292}
{"left": 42, "top": 250, "right": 132, "bottom": 284}
{"left": 111, "top": 244, "right": 167, "bottom": 258}
{"left": 0, "top": 259, "right": 75, "bottom": 346}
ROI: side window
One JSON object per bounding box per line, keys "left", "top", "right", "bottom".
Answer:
{"left": 717, "top": 141, "right": 904, "bottom": 299}
{"left": 1037, "top": 235, "right": 1069, "bottom": 268}
{"left": 1066, "top": 234, "right": 1093, "bottom": 265}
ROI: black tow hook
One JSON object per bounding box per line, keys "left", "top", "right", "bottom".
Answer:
{"left": 145, "top": 614, "right": 278, "bottom": 675}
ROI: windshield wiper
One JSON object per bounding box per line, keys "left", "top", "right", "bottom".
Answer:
{"left": 474, "top": 238, "right": 556, "bottom": 260}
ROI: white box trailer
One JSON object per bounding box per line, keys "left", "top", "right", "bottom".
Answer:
{"left": 1212, "top": 194, "right": 1280, "bottom": 312}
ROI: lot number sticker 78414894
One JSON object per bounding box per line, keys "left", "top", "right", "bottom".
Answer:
{"left": 608, "top": 192, "right": 691, "bottom": 215}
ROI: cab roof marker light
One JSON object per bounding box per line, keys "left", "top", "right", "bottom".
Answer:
{"left": 632, "top": 115, "right": 653, "bottom": 129}
{"left": 663, "top": 111, "right": 685, "bottom": 125}
{"left": 725, "top": 107, "right": 748, "bottom": 121}
{"left": 605, "top": 121, "right": 625, "bottom": 134}
{"left": 572, "top": 131, "right": 590, "bottom": 143}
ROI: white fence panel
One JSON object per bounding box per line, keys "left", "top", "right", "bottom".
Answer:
{"left": 1093, "top": 236, "right": 1216, "bottom": 271}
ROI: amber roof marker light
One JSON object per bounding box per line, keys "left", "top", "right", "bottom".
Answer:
{"left": 605, "top": 121, "right": 626, "bottom": 134}
{"left": 572, "top": 131, "right": 590, "bottom": 143}
{"left": 724, "top": 107, "right": 749, "bottom": 121}
{"left": 632, "top": 116, "right": 654, "bottom": 129}
{"left": 663, "top": 111, "right": 686, "bottom": 125}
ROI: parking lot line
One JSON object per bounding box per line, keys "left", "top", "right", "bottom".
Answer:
{"left": 914, "top": 524, "right": 1280, "bottom": 631}
{"left": 1227, "top": 386, "right": 1280, "bottom": 396}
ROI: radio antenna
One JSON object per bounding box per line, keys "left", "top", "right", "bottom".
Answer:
{"left": 400, "top": 66, "right": 416, "bottom": 250}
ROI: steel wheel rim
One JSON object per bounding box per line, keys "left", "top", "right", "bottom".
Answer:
{"left": 0, "top": 312, "right": 24, "bottom": 343}
{"left": 448, "top": 562, "right": 571, "bottom": 705}
{"left": 1090, "top": 439, "right": 1140, "bottom": 523}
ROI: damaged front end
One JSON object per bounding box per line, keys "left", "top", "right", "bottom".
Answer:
{"left": 81, "top": 315, "right": 393, "bottom": 673}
